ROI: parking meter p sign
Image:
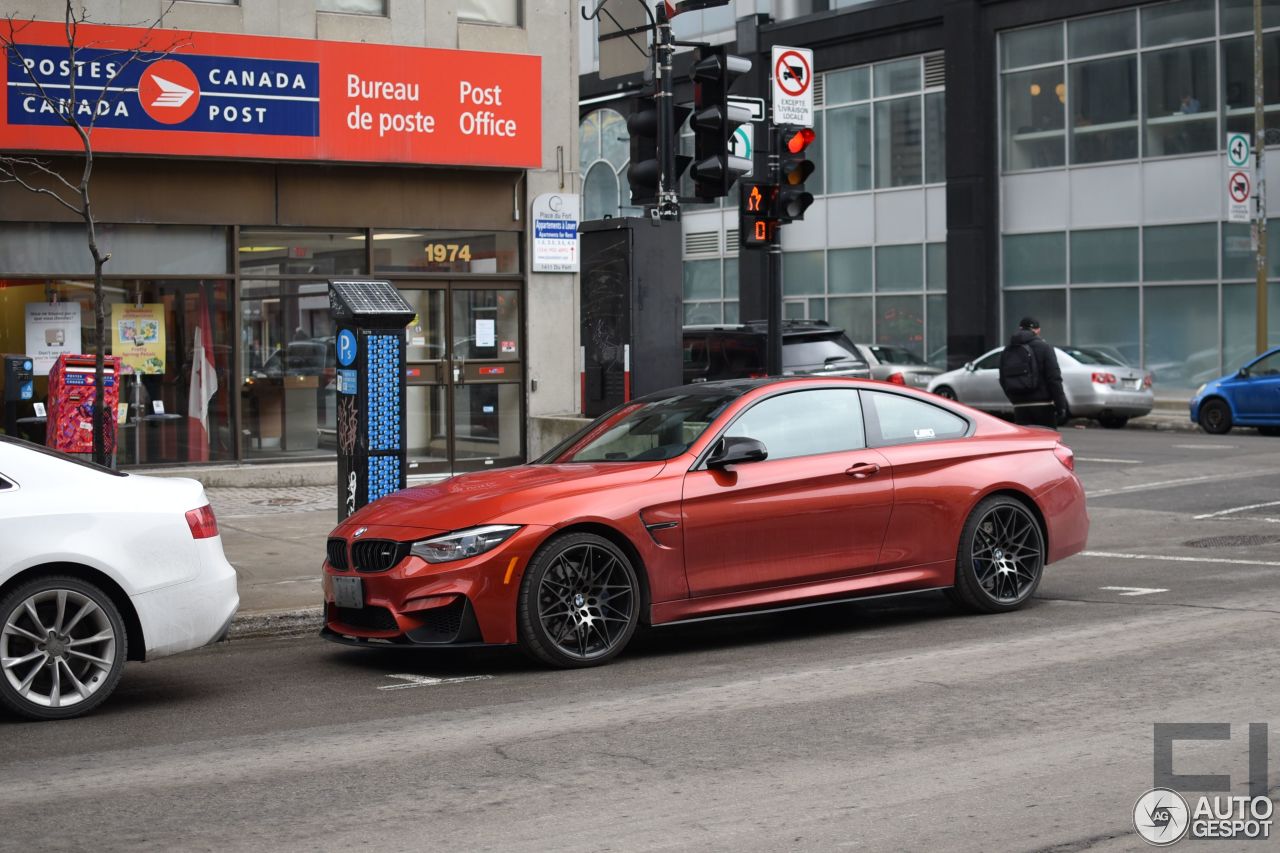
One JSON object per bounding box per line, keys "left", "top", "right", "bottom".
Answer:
{"left": 772, "top": 46, "right": 814, "bottom": 127}
{"left": 337, "top": 328, "right": 357, "bottom": 367}
{"left": 1227, "top": 132, "right": 1250, "bottom": 168}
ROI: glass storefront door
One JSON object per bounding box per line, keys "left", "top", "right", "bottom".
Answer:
{"left": 403, "top": 283, "right": 523, "bottom": 476}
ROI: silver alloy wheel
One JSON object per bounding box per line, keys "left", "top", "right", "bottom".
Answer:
{"left": 536, "top": 543, "right": 635, "bottom": 661}
{"left": 1, "top": 588, "right": 118, "bottom": 710}
{"left": 970, "top": 504, "right": 1043, "bottom": 605}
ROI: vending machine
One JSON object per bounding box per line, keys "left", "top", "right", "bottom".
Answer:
{"left": 46, "top": 354, "right": 121, "bottom": 456}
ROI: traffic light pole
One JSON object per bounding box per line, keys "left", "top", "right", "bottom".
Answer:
{"left": 766, "top": 129, "right": 783, "bottom": 376}
{"left": 654, "top": 3, "right": 680, "bottom": 221}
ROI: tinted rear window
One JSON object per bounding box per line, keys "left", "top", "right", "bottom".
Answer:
{"left": 783, "top": 334, "right": 866, "bottom": 368}
{"left": 1061, "top": 347, "right": 1125, "bottom": 367}
{"left": 869, "top": 346, "right": 926, "bottom": 366}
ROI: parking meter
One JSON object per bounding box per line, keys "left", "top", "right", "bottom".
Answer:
{"left": 328, "top": 279, "right": 415, "bottom": 522}
{"left": 3, "top": 355, "right": 34, "bottom": 402}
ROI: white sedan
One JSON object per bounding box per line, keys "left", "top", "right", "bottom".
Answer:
{"left": 927, "top": 345, "right": 1154, "bottom": 428}
{"left": 0, "top": 436, "right": 238, "bottom": 720}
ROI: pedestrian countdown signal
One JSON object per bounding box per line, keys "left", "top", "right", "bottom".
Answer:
{"left": 740, "top": 182, "right": 779, "bottom": 247}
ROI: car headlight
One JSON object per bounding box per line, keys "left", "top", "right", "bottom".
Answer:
{"left": 1194, "top": 383, "right": 1207, "bottom": 398}
{"left": 409, "top": 524, "right": 521, "bottom": 564}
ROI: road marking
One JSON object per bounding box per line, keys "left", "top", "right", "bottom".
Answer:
{"left": 1174, "top": 444, "right": 1235, "bottom": 449}
{"left": 1076, "top": 457, "right": 1142, "bottom": 464}
{"left": 1193, "top": 500, "right": 1280, "bottom": 519}
{"left": 270, "top": 577, "right": 322, "bottom": 585}
{"left": 1087, "top": 470, "right": 1277, "bottom": 497}
{"left": 1099, "top": 586, "right": 1169, "bottom": 596}
{"left": 379, "top": 673, "right": 495, "bottom": 691}
{"left": 1082, "top": 550, "right": 1280, "bottom": 568}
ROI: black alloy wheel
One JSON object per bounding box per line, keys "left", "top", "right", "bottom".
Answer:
{"left": 1198, "top": 399, "right": 1233, "bottom": 435}
{"left": 934, "top": 385, "right": 957, "bottom": 401}
{"left": 517, "top": 532, "right": 640, "bottom": 668}
{"left": 948, "top": 496, "right": 1045, "bottom": 613}
{"left": 0, "top": 576, "right": 128, "bottom": 721}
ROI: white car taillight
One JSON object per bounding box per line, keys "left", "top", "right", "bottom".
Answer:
{"left": 186, "top": 505, "right": 219, "bottom": 539}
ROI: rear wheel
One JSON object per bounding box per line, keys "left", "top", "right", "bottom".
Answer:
{"left": 0, "top": 576, "right": 127, "bottom": 721}
{"left": 934, "top": 385, "right": 957, "bottom": 401}
{"left": 948, "top": 496, "right": 1044, "bottom": 614}
{"left": 1198, "top": 399, "right": 1233, "bottom": 435}
{"left": 517, "top": 533, "right": 640, "bottom": 668}
{"left": 1098, "top": 415, "right": 1129, "bottom": 429}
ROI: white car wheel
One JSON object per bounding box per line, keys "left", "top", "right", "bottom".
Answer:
{"left": 0, "top": 576, "right": 128, "bottom": 721}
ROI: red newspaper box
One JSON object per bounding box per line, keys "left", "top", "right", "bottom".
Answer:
{"left": 46, "top": 354, "right": 121, "bottom": 455}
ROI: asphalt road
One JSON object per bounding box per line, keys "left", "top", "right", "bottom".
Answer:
{"left": 3, "top": 428, "right": 1279, "bottom": 852}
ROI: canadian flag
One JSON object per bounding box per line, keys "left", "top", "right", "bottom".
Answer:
{"left": 187, "top": 289, "right": 219, "bottom": 461}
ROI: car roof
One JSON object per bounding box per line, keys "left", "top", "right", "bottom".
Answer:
{"left": 683, "top": 320, "right": 847, "bottom": 338}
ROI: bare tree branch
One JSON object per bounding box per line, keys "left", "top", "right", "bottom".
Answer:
{"left": 0, "top": 163, "right": 81, "bottom": 215}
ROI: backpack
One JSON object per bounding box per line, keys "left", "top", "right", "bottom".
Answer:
{"left": 999, "top": 342, "right": 1041, "bottom": 396}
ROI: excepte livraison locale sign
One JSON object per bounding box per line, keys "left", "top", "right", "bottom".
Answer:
{"left": 0, "top": 20, "right": 541, "bottom": 168}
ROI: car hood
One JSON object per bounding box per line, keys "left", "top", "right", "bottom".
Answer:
{"left": 339, "top": 461, "right": 668, "bottom": 533}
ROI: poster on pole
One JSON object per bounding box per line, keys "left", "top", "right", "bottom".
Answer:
{"left": 772, "top": 46, "right": 814, "bottom": 127}
{"left": 24, "top": 302, "right": 82, "bottom": 376}
{"left": 111, "top": 303, "right": 167, "bottom": 374}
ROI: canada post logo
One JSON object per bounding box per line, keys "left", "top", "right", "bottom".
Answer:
{"left": 8, "top": 44, "right": 319, "bottom": 136}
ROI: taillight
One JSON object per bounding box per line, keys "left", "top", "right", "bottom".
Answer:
{"left": 186, "top": 505, "right": 219, "bottom": 539}
{"left": 887, "top": 372, "right": 906, "bottom": 385}
{"left": 1090, "top": 372, "right": 1117, "bottom": 384}
{"left": 1053, "top": 443, "right": 1075, "bottom": 472}
{"left": 1143, "top": 373, "right": 1153, "bottom": 389}
{"left": 748, "top": 372, "right": 767, "bottom": 379}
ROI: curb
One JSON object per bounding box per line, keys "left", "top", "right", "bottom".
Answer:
{"left": 227, "top": 606, "right": 323, "bottom": 641}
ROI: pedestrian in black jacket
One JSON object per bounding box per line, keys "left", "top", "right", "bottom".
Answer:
{"left": 1001, "top": 317, "right": 1069, "bottom": 428}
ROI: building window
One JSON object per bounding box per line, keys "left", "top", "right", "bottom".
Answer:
{"left": 579, "top": 108, "right": 636, "bottom": 221}
{"left": 828, "top": 247, "right": 873, "bottom": 294}
{"left": 317, "top": 0, "right": 386, "bottom": 14}
{"left": 1003, "top": 232, "right": 1065, "bottom": 286}
{"left": 458, "top": 0, "right": 521, "bottom": 26}
{"left": 1000, "top": 2, "right": 1280, "bottom": 171}
{"left": 1143, "top": 223, "right": 1217, "bottom": 281}
{"left": 1070, "top": 228, "right": 1139, "bottom": 283}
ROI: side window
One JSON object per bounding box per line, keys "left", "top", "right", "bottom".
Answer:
{"left": 724, "top": 389, "right": 865, "bottom": 461}
{"left": 0, "top": 475, "right": 12, "bottom": 490}
{"left": 975, "top": 350, "right": 1003, "bottom": 370}
{"left": 862, "top": 390, "right": 969, "bottom": 446}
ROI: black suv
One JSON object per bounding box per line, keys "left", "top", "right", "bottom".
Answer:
{"left": 682, "top": 320, "right": 871, "bottom": 384}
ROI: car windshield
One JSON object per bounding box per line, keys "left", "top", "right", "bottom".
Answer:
{"left": 541, "top": 386, "right": 744, "bottom": 463}
{"left": 868, "top": 345, "right": 927, "bottom": 366}
{"left": 1061, "top": 347, "right": 1126, "bottom": 367}
{"left": 783, "top": 334, "right": 866, "bottom": 368}
{"left": 0, "top": 434, "right": 127, "bottom": 477}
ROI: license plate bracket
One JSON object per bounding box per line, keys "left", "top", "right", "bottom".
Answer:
{"left": 333, "top": 576, "right": 364, "bottom": 609}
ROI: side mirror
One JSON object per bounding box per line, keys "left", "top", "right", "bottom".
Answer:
{"left": 1238, "top": 367, "right": 1251, "bottom": 379}
{"left": 964, "top": 362, "right": 975, "bottom": 372}
{"left": 706, "top": 436, "right": 768, "bottom": 469}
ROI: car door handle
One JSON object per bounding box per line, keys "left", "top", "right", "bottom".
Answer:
{"left": 845, "top": 462, "right": 880, "bottom": 479}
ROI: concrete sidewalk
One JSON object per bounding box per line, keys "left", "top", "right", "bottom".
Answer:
{"left": 204, "top": 406, "right": 1206, "bottom": 638}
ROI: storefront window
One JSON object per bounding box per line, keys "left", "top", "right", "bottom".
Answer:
{"left": 372, "top": 230, "right": 520, "bottom": 275}
{"left": 0, "top": 224, "right": 227, "bottom": 276}
{"left": 1070, "top": 56, "right": 1138, "bottom": 164}
{"left": 451, "top": 290, "right": 520, "bottom": 360}
{"left": 1143, "top": 44, "right": 1216, "bottom": 156}
{"left": 239, "top": 229, "right": 365, "bottom": 277}
{"left": 1070, "top": 228, "right": 1139, "bottom": 283}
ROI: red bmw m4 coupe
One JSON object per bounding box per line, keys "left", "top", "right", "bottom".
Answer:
{"left": 322, "top": 378, "right": 1088, "bottom": 667}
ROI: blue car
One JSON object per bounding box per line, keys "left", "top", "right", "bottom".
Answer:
{"left": 1189, "top": 347, "right": 1280, "bottom": 435}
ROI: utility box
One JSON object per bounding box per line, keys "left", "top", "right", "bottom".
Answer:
{"left": 328, "top": 279, "right": 415, "bottom": 522}
{"left": 579, "top": 218, "right": 682, "bottom": 418}
{"left": 3, "top": 355, "right": 33, "bottom": 403}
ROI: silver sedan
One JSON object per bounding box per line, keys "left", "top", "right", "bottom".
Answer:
{"left": 927, "top": 345, "right": 1154, "bottom": 428}
{"left": 852, "top": 344, "right": 944, "bottom": 389}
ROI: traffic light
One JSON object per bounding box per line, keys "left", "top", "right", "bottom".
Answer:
{"left": 626, "top": 95, "right": 661, "bottom": 206}
{"left": 776, "top": 125, "right": 816, "bottom": 222}
{"left": 689, "top": 47, "right": 753, "bottom": 201}
{"left": 739, "top": 182, "right": 778, "bottom": 248}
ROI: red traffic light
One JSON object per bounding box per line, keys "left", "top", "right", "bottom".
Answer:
{"left": 784, "top": 126, "right": 815, "bottom": 154}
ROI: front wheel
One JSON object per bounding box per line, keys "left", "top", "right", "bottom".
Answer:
{"left": 1198, "top": 399, "right": 1233, "bottom": 435}
{"left": 1098, "top": 415, "right": 1129, "bottom": 429}
{"left": 948, "top": 496, "right": 1045, "bottom": 614}
{"left": 516, "top": 533, "right": 641, "bottom": 668}
{"left": 0, "top": 576, "right": 128, "bottom": 721}
{"left": 934, "top": 385, "right": 957, "bottom": 401}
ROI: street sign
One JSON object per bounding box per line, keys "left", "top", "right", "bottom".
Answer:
{"left": 1227, "top": 170, "right": 1252, "bottom": 223}
{"left": 771, "top": 45, "right": 813, "bottom": 127}
{"left": 728, "top": 95, "right": 765, "bottom": 122}
{"left": 728, "top": 124, "right": 753, "bottom": 177}
{"left": 1227, "top": 132, "right": 1251, "bottom": 169}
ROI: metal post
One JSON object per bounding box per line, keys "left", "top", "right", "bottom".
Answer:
{"left": 654, "top": 3, "right": 680, "bottom": 221}
{"left": 1255, "top": 0, "right": 1269, "bottom": 354}
{"left": 766, "top": 126, "right": 782, "bottom": 376}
